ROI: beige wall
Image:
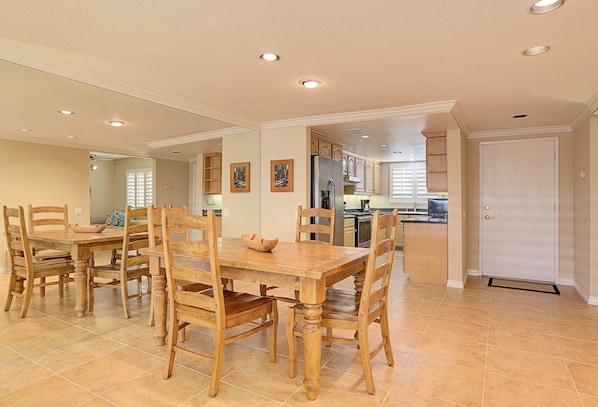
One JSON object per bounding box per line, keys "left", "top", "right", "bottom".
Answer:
{"left": 260, "top": 126, "right": 310, "bottom": 243}
{"left": 447, "top": 128, "right": 467, "bottom": 286}
{"left": 573, "top": 119, "right": 591, "bottom": 296}
{"left": 90, "top": 159, "right": 115, "bottom": 222}
{"left": 154, "top": 158, "right": 189, "bottom": 208}
{"left": 466, "top": 131, "right": 575, "bottom": 284}
{"left": 591, "top": 117, "right": 598, "bottom": 300}
{"left": 221, "top": 130, "right": 261, "bottom": 238}
{"left": 0, "top": 139, "right": 90, "bottom": 269}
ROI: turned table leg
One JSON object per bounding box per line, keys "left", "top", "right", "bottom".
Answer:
{"left": 302, "top": 303, "right": 323, "bottom": 400}
{"left": 74, "top": 259, "right": 88, "bottom": 317}
{"left": 153, "top": 273, "right": 168, "bottom": 345}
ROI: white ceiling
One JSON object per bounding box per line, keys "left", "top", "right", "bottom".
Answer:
{"left": 1, "top": 1, "right": 597, "bottom": 162}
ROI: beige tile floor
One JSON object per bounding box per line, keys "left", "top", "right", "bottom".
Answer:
{"left": 2, "top": 251, "right": 598, "bottom": 406}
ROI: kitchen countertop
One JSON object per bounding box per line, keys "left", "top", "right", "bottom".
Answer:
{"left": 402, "top": 216, "right": 447, "bottom": 224}
{"left": 344, "top": 208, "right": 429, "bottom": 218}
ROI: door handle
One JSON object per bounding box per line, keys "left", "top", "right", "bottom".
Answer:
{"left": 484, "top": 215, "right": 491, "bottom": 220}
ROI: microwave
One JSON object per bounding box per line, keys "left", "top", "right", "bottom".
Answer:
{"left": 428, "top": 198, "right": 448, "bottom": 218}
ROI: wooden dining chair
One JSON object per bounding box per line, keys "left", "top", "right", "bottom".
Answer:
{"left": 260, "top": 204, "right": 336, "bottom": 298}
{"left": 3, "top": 205, "right": 75, "bottom": 318}
{"left": 286, "top": 209, "right": 398, "bottom": 395}
{"left": 27, "top": 204, "right": 73, "bottom": 296}
{"left": 88, "top": 205, "right": 152, "bottom": 318}
{"left": 162, "top": 209, "right": 278, "bottom": 397}
{"left": 147, "top": 204, "right": 209, "bottom": 327}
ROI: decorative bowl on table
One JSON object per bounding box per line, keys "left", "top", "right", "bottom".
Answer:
{"left": 241, "top": 233, "right": 279, "bottom": 252}
{"left": 69, "top": 223, "right": 107, "bottom": 233}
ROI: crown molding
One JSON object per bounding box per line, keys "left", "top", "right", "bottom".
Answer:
{"left": 469, "top": 125, "right": 572, "bottom": 139}
{"left": 569, "top": 91, "right": 598, "bottom": 130}
{"left": 449, "top": 100, "right": 471, "bottom": 137}
{"left": 0, "top": 39, "right": 261, "bottom": 130}
{"left": 261, "top": 100, "right": 458, "bottom": 129}
{"left": 146, "top": 126, "right": 253, "bottom": 149}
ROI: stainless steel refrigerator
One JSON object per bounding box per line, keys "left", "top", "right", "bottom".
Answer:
{"left": 311, "top": 155, "right": 344, "bottom": 246}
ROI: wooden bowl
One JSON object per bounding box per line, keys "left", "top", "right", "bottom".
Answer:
{"left": 69, "top": 223, "right": 107, "bottom": 233}
{"left": 241, "top": 233, "right": 279, "bottom": 252}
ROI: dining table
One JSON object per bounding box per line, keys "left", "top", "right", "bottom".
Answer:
{"left": 27, "top": 227, "right": 128, "bottom": 317}
{"left": 145, "top": 237, "right": 369, "bottom": 401}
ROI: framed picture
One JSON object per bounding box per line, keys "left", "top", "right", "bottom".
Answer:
{"left": 270, "top": 159, "right": 293, "bottom": 192}
{"left": 230, "top": 162, "right": 250, "bottom": 193}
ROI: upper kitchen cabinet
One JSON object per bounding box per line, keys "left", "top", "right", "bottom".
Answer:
{"left": 311, "top": 131, "right": 343, "bottom": 161}
{"left": 354, "top": 158, "right": 366, "bottom": 193}
{"left": 422, "top": 131, "right": 447, "bottom": 192}
{"left": 203, "top": 152, "right": 222, "bottom": 194}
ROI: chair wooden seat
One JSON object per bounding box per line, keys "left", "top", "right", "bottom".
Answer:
{"left": 287, "top": 209, "right": 398, "bottom": 395}
{"left": 88, "top": 205, "right": 152, "bottom": 319}
{"left": 162, "top": 208, "right": 277, "bottom": 398}
{"left": 3, "top": 205, "right": 76, "bottom": 318}
{"left": 27, "top": 204, "right": 73, "bottom": 295}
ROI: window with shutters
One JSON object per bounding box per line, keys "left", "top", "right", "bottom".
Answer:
{"left": 126, "top": 168, "right": 153, "bottom": 208}
{"left": 389, "top": 161, "right": 431, "bottom": 203}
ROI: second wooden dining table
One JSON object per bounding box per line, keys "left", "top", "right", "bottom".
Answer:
{"left": 146, "top": 237, "right": 369, "bottom": 401}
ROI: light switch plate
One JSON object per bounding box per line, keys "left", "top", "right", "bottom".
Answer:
{"left": 223, "top": 209, "right": 231, "bottom": 217}
{"left": 74, "top": 208, "right": 83, "bottom": 215}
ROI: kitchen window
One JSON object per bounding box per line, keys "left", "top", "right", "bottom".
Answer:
{"left": 389, "top": 161, "right": 429, "bottom": 203}
{"left": 126, "top": 168, "right": 153, "bottom": 208}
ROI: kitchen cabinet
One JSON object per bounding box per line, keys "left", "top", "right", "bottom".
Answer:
{"left": 203, "top": 152, "right": 222, "bottom": 194}
{"left": 395, "top": 214, "right": 409, "bottom": 248}
{"left": 343, "top": 217, "right": 355, "bottom": 247}
{"left": 347, "top": 155, "right": 356, "bottom": 177}
{"left": 318, "top": 139, "right": 332, "bottom": 159}
{"left": 403, "top": 221, "right": 447, "bottom": 284}
{"left": 332, "top": 144, "right": 343, "bottom": 161}
{"left": 342, "top": 154, "right": 348, "bottom": 176}
{"left": 354, "top": 158, "right": 365, "bottom": 193}
{"left": 364, "top": 160, "right": 374, "bottom": 194}
{"left": 422, "top": 130, "right": 447, "bottom": 192}
{"left": 374, "top": 162, "right": 381, "bottom": 195}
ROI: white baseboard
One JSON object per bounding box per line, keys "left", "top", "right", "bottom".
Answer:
{"left": 0, "top": 267, "right": 7, "bottom": 274}
{"left": 447, "top": 279, "right": 465, "bottom": 289}
{"left": 468, "top": 269, "right": 481, "bottom": 277}
{"left": 574, "top": 282, "right": 598, "bottom": 305}
{"left": 557, "top": 278, "right": 574, "bottom": 286}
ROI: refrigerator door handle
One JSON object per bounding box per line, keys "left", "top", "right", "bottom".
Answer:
{"left": 329, "top": 178, "right": 336, "bottom": 209}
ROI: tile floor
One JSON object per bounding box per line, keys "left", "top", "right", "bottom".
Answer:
{"left": 2, "top": 251, "right": 598, "bottom": 406}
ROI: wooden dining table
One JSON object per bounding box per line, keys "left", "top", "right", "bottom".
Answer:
{"left": 146, "top": 237, "right": 369, "bottom": 401}
{"left": 27, "top": 227, "right": 128, "bottom": 317}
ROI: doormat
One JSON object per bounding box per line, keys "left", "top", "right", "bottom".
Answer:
{"left": 488, "top": 278, "right": 560, "bottom": 295}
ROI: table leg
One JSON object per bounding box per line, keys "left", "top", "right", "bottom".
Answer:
{"left": 153, "top": 273, "right": 168, "bottom": 345}
{"left": 74, "top": 259, "right": 88, "bottom": 317}
{"left": 302, "top": 303, "right": 323, "bottom": 400}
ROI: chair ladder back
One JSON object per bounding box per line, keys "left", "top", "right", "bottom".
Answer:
{"left": 295, "top": 205, "right": 336, "bottom": 245}
{"left": 27, "top": 204, "right": 69, "bottom": 233}
{"left": 359, "top": 209, "right": 398, "bottom": 315}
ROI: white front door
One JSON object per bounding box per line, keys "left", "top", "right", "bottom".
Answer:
{"left": 480, "top": 138, "right": 557, "bottom": 282}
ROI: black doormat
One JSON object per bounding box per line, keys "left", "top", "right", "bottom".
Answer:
{"left": 488, "top": 278, "right": 560, "bottom": 295}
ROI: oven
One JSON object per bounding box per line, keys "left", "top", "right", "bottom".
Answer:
{"left": 354, "top": 213, "right": 372, "bottom": 248}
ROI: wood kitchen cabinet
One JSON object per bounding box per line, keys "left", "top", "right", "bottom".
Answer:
{"left": 354, "top": 158, "right": 365, "bottom": 193}
{"left": 403, "top": 221, "right": 447, "bottom": 284}
{"left": 422, "top": 130, "right": 447, "bottom": 192}
{"left": 374, "top": 162, "right": 381, "bottom": 195}
{"left": 343, "top": 217, "right": 355, "bottom": 247}
{"left": 395, "top": 214, "right": 409, "bottom": 248}
{"left": 331, "top": 144, "right": 343, "bottom": 161}
{"left": 203, "top": 152, "right": 222, "bottom": 194}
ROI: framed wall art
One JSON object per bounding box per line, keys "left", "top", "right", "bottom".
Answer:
{"left": 270, "top": 159, "right": 293, "bottom": 192}
{"left": 230, "top": 162, "right": 250, "bottom": 193}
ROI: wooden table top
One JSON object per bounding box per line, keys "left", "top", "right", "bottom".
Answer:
{"left": 147, "top": 237, "right": 369, "bottom": 280}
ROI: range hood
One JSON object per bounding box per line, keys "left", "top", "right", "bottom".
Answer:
{"left": 343, "top": 175, "right": 362, "bottom": 185}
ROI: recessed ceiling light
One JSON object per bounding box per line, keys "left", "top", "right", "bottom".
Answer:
{"left": 65, "top": 135, "right": 78, "bottom": 139}
{"left": 523, "top": 45, "right": 550, "bottom": 56}
{"left": 17, "top": 128, "right": 31, "bottom": 132}
{"left": 109, "top": 120, "right": 125, "bottom": 127}
{"left": 260, "top": 53, "right": 280, "bottom": 62}
{"left": 513, "top": 114, "right": 528, "bottom": 119}
{"left": 58, "top": 110, "right": 74, "bottom": 115}
{"left": 300, "top": 79, "right": 321, "bottom": 89}
{"left": 530, "top": 0, "right": 565, "bottom": 14}
{"left": 380, "top": 144, "right": 388, "bottom": 148}
{"left": 360, "top": 134, "right": 370, "bottom": 139}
